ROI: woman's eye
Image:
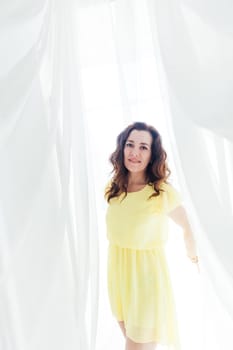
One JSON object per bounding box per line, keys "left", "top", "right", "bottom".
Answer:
{"left": 126, "top": 143, "right": 133, "bottom": 147}
{"left": 141, "top": 146, "right": 148, "bottom": 150}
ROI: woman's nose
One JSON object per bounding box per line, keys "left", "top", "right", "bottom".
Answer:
{"left": 130, "top": 147, "right": 139, "bottom": 157}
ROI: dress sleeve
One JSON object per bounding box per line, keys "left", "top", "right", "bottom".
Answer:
{"left": 160, "top": 182, "right": 182, "bottom": 214}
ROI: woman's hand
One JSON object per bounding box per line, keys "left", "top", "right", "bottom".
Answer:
{"left": 187, "top": 253, "right": 200, "bottom": 273}
{"left": 184, "top": 231, "right": 200, "bottom": 273}
{"left": 169, "top": 206, "right": 200, "bottom": 273}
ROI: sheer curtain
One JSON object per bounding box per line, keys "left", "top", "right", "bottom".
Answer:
{"left": 147, "top": 1, "right": 233, "bottom": 348}
{"left": 1, "top": 1, "right": 233, "bottom": 350}
{"left": 0, "top": 1, "right": 98, "bottom": 349}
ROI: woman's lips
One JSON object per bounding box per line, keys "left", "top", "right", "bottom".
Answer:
{"left": 128, "top": 159, "right": 140, "bottom": 163}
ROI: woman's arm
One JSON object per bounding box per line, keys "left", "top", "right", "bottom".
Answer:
{"left": 168, "top": 205, "right": 199, "bottom": 264}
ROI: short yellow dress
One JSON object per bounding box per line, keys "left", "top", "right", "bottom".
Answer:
{"left": 105, "top": 182, "right": 182, "bottom": 349}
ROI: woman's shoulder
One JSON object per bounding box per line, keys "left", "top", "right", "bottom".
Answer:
{"left": 159, "top": 181, "right": 182, "bottom": 212}
{"left": 148, "top": 181, "right": 175, "bottom": 192}
{"left": 104, "top": 180, "right": 112, "bottom": 191}
{"left": 104, "top": 179, "right": 114, "bottom": 200}
{"left": 160, "top": 181, "right": 174, "bottom": 191}
{"left": 159, "top": 181, "right": 181, "bottom": 197}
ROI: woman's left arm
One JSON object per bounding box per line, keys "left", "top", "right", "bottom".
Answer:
{"left": 168, "top": 205, "right": 199, "bottom": 265}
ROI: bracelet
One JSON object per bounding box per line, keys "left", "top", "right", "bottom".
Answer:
{"left": 190, "top": 256, "right": 199, "bottom": 263}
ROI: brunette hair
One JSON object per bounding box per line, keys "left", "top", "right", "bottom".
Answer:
{"left": 105, "top": 122, "right": 171, "bottom": 202}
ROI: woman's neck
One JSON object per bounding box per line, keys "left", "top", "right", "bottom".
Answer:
{"left": 127, "top": 173, "right": 147, "bottom": 186}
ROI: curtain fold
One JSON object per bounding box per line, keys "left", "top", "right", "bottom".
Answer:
{"left": 148, "top": 0, "right": 233, "bottom": 141}
{"left": 147, "top": 0, "right": 233, "bottom": 348}
{"left": 0, "top": 1, "right": 98, "bottom": 349}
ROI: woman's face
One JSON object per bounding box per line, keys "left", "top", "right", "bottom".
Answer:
{"left": 123, "top": 129, "right": 152, "bottom": 175}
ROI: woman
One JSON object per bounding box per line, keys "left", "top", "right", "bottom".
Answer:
{"left": 105, "top": 122, "right": 199, "bottom": 350}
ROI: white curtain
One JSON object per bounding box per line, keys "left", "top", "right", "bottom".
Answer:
{"left": 96, "top": 2, "right": 233, "bottom": 348}
{"left": 0, "top": 1, "right": 98, "bottom": 349}
{"left": 147, "top": 2, "right": 233, "bottom": 348}
{"left": 1, "top": 1, "right": 233, "bottom": 350}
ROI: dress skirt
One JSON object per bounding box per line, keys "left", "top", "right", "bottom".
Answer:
{"left": 107, "top": 243, "right": 181, "bottom": 349}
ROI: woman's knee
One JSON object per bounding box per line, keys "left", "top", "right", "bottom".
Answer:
{"left": 125, "top": 337, "right": 157, "bottom": 350}
{"left": 118, "top": 320, "right": 126, "bottom": 337}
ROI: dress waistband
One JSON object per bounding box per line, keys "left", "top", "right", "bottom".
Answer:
{"left": 108, "top": 243, "right": 165, "bottom": 250}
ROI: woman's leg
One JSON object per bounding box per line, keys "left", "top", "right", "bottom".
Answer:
{"left": 118, "top": 321, "right": 157, "bottom": 350}
{"left": 125, "top": 338, "right": 157, "bottom": 350}
{"left": 118, "top": 321, "right": 126, "bottom": 338}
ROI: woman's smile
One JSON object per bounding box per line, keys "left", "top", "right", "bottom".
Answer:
{"left": 124, "top": 130, "right": 152, "bottom": 175}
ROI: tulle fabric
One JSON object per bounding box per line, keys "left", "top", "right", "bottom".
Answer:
{"left": 107, "top": 244, "right": 181, "bottom": 349}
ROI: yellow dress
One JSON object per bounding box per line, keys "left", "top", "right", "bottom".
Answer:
{"left": 105, "top": 182, "right": 182, "bottom": 349}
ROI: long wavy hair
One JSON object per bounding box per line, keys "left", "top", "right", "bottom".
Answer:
{"left": 105, "top": 122, "right": 171, "bottom": 202}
